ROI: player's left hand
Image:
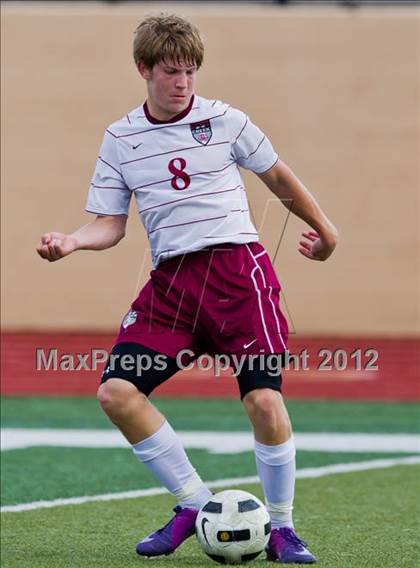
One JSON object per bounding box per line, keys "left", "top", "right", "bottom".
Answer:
{"left": 298, "top": 230, "right": 337, "bottom": 261}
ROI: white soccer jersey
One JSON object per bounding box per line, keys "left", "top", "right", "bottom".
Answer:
{"left": 86, "top": 95, "right": 278, "bottom": 267}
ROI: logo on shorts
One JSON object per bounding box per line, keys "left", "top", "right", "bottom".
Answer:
{"left": 190, "top": 119, "right": 212, "bottom": 145}
{"left": 122, "top": 310, "right": 137, "bottom": 329}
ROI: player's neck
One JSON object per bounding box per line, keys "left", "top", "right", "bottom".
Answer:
{"left": 144, "top": 95, "right": 194, "bottom": 124}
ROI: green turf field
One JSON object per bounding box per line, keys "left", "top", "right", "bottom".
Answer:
{"left": 2, "top": 468, "right": 419, "bottom": 568}
{"left": 1, "top": 397, "right": 419, "bottom": 567}
{"left": 3, "top": 396, "right": 419, "bottom": 432}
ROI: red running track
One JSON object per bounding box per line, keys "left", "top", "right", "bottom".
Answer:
{"left": 1, "top": 333, "right": 419, "bottom": 401}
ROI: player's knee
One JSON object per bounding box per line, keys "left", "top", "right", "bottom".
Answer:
{"left": 243, "top": 388, "right": 288, "bottom": 430}
{"left": 243, "top": 387, "right": 277, "bottom": 414}
{"left": 97, "top": 378, "right": 146, "bottom": 417}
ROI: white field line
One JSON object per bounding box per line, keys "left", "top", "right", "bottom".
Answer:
{"left": 2, "top": 429, "right": 420, "bottom": 454}
{"left": 2, "top": 456, "right": 419, "bottom": 514}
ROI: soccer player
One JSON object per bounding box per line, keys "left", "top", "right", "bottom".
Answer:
{"left": 37, "top": 14, "right": 338, "bottom": 564}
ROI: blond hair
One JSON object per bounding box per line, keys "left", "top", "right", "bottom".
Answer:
{"left": 133, "top": 13, "right": 204, "bottom": 69}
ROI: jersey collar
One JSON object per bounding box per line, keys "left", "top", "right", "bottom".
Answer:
{"left": 143, "top": 95, "right": 195, "bottom": 125}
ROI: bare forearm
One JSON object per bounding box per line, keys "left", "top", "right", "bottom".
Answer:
{"left": 259, "top": 160, "right": 338, "bottom": 261}
{"left": 72, "top": 216, "right": 127, "bottom": 251}
{"left": 259, "top": 161, "right": 337, "bottom": 242}
{"left": 279, "top": 170, "right": 334, "bottom": 237}
{"left": 37, "top": 214, "right": 127, "bottom": 262}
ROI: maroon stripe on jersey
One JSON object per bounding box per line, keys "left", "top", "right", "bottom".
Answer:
{"left": 98, "top": 156, "right": 124, "bottom": 178}
{"left": 121, "top": 140, "right": 230, "bottom": 166}
{"left": 110, "top": 108, "right": 230, "bottom": 139}
{"left": 91, "top": 184, "right": 130, "bottom": 191}
{"left": 233, "top": 117, "right": 248, "bottom": 143}
{"left": 260, "top": 157, "right": 279, "bottom": 174}
{"left": 148, "top": 215, "right": 227, "bottom": 236}
{"left": 204, "top": 232, "right": 258, "bottom": 238}
{"left": 138, "top": 185, "right": 243, "bottom": 214}
{"left": 86, "top": 208, "right": 129, "bottom": 216}
{"left": 132, "top": 161, "right": 236, "bottom": 191}
{"left": 243, "top": 135, "right": 266, "bottom": 160}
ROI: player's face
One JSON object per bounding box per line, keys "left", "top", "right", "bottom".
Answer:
{"left": 139, "top": 60, "right": 197, "bottom": 121}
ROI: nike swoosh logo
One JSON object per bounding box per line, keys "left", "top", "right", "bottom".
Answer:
{"left": 201, "top": 518, "right": 210, "bottom": 545}
{"left": 132, "top": 142, "right": 143, "bottom": 150}
{"left": 243, "top": 339, "right": 257, "bottom": 349}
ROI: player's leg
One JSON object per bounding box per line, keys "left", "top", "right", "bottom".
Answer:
{"left": 196, "top": 241, "right": 315, "bottom": 562}
{"left": 97, "top": 342, "right": 212, "bottom": 557}
{"left": 238, "top": 364, "right": 295, "bottom": 527}
{"left": 97, "top": 377, "right": 165, "bottom": 442}
{"left": 238, "top": 364, "right": 316, "bottom": 564}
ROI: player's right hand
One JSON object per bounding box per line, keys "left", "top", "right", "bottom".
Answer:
{"left": 36, "top": 232, "right": 78, "bottom": 262}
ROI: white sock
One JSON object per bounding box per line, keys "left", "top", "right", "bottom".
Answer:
{"left": 132, "top": 420, "right": 212, "bottom": 509}
{"left": 254, "top": 436, "right": 296, "bottom": 529}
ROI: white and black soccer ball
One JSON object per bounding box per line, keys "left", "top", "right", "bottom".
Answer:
{"left": 195, "top": 490, "right": 271, "bottom": 565}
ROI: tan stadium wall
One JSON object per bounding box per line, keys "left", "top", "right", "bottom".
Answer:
{"left": 1, "top": 3, "right": 419, "bottom": 335}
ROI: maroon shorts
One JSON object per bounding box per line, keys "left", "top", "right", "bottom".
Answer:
{"left": 115, "top": 242, "right": 288, "bottom": 359}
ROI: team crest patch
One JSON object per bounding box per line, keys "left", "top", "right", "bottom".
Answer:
{"left": 122, "top": 310, "right": 137, "bottom": 329}
{"left": 190, "top": 119, "right": 212, "bottom": 145}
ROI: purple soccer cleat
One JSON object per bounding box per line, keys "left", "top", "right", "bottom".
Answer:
{"left": 136, "top": 506, "right": 198, "bottom": 557}
{"left": 266, "top": 527, "right": 316, "bottom": 564}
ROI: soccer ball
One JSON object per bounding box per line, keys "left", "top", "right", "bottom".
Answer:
{"left": 195, "top": 489, "right": 271, "bottom": 564}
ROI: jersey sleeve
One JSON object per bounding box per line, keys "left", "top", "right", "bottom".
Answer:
{"left": 85, "top": 129, "right": 131, "bottom": 215}
{"left": 227, "top": 107, "right": 278, "bottom": 174}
